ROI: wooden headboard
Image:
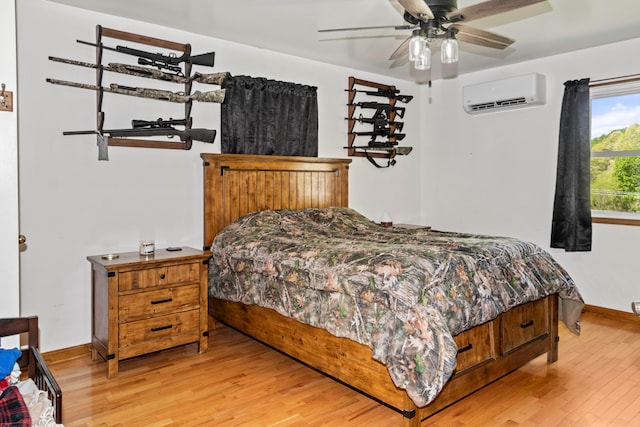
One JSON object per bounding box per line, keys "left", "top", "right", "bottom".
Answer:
{"left": 201, "top": 153, "right": 352, "bottom": 250}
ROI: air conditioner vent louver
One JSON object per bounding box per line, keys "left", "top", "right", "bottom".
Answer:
{"left": 463, "top": 74, "right": 546, "bottom": 114}
{"left": 470, "top": 97, "right": 528, "bottom": 111}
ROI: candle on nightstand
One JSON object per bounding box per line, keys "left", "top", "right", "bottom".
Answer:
{"left": 139, "top": 240, "right": 155, "bottom": 256}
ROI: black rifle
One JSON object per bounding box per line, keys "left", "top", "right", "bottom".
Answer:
{"left": 77, "top": 40, "right": 215, "bottom": 73}
{"left": 350, "top": 130, "right": 406, "bottom": 142}
{"left": 350, "top": 88, "right": 413, "bottom": 103}
{"left": 63, "top": 126, "right": 216, "bottom": 143}
{"left": 352, "top": 113, "right": 404, "bottom": 132}
{"left": 131, "top": 118, "right": 188, "bottom": 129}
{"left": 353, "top": 102, "right": 406, "bottom": 119}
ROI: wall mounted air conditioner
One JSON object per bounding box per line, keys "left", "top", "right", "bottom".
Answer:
{"left": 463, "top": 73, "right": 546, "bottom": 114}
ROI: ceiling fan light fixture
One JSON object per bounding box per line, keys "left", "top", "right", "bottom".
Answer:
{"left": 441, "top": 38, "right": 459, "bottom": 64}
{"left": 321, "top": 0, "right": 540, "bottom": 75}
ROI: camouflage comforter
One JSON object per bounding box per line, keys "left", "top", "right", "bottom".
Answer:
{"left": 208, "top": 207, "right": 583, "bottom": 407}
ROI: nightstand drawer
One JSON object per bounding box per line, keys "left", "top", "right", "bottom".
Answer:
{"left": 119, "top": 310, "right": 200, "bottom": 355}
{"left": 118, "top": 262, "right": 200, "bottom": 292}
{"left": 119, "top": 284, "right": 200, "bottom": 320}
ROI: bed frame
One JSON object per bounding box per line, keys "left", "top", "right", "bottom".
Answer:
{"left": 0, "top": 316, "right": 63, "bottom": 424}
{"left": 201, "top": 153, "right": 559, "bottom": 426}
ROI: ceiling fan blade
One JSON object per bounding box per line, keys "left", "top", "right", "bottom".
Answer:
{"left": 453, "top": 24, "right": 514, "bottom": 49}
{"left": 447, "top": 0, "right": 545, "bottom": 23}
{"left": 318, "top": 24, "right": 413, "bottom": 33}
{"left": 397, "top": 0, "right": 434, "bottom": 20}
{"left": 389, "top": 36, "right": 411, "bottom": 60}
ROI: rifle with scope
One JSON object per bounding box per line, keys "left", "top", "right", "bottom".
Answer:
{"left": 63, "top": 125, "right": 216, "bottom": 144}
{"left": 77, "top": 39, "right": 215, "bottom": 74}
{"left": 48, "top": 56, "right": 228, "bottom": 84}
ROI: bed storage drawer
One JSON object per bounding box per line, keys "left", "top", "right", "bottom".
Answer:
{"left": 452, "top": 322, "right": 495, "bottom": 373}
{"left": 501, "top": 298, "right": 549, "bottom": 354}
{"left": 118, "top": 262, "right": 200, "bottom": 292}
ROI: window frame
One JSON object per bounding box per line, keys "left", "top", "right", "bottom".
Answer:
{"left": 590, "top": 79, "right": 640, "bottom": 226}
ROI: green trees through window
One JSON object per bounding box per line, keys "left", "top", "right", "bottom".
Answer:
{"left": 590, "top": 93, "right": 640, "bottom": 214}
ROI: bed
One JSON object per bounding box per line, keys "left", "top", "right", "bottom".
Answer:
{"left": 0, "top": 316, "right": 63, "bottom": 425}
{"left": 201, "top": 153, "right": 583, "bottom": 426}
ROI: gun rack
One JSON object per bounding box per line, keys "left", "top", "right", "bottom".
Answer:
{"left": 96, "top": 26, "right": 194, "bottom": 152}
{"left": 49, "top": 25, "right": 223, "bottom": 159}
{"left": 346, "top": 76, "right": 409, "bottom": 166}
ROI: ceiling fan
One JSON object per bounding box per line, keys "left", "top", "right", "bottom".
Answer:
{"left": 319, "top": 0, "right": 546, "bottom": 70}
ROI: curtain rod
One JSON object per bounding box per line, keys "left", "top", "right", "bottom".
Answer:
{"left": 590, "top": 73, "right": 640, "bottom": 88}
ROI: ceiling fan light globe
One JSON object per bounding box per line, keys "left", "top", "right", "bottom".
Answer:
{"left": 441, "top": 38, "right": 459, "bottom": 64}
{"left": 409, "top": 33, "right": 427, "bottom": 62}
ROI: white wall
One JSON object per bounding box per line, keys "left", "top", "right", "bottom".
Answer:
{"left": 421, "top": 37, "right": 640, "bottom": 313}
{"left": 16, "top": 0, "right": 423, "bottom": 351}
{"left": 0, "top": 0, "right": 19, "bottom": 320}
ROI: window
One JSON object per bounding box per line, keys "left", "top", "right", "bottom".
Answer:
{"left": 590, "top": 81, "right": 640, "bottom": 224}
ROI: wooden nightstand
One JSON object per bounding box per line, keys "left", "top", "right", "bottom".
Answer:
{"left": 87, "top": 247, "right": 210, "bottom": 378}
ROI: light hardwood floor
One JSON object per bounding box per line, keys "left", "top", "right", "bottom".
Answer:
{"left": 48, "top": 310, "right": 640, "bottom": 426}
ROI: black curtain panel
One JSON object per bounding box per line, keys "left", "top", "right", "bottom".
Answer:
{"left": 551, "top": 78, "right": 592, "bottom": 251}
{"left": 220, "top": 75, "right": 318, "bottom": 157}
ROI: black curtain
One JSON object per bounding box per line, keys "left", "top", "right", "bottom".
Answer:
{"left": 220, "top": 75, "right": 318, "bottom": 156}
{"left": 550, "top": 78, "right": 592, "bottom": 251}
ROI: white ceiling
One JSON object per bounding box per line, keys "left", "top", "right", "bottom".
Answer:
{"left": 48, "top": 0, "right": 640, "bottom": 83}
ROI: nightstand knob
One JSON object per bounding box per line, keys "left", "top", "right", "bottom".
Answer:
{"left": 159, "top": 273, "right": 166, "bottom": 279}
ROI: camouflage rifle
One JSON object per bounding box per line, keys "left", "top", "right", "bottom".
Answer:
{"left": 77, "top": 40, "right": 215, "bottom": 72}
{"left": 46, "top": 78, "right": 226, "bottom": 103}
{"left": 352, "top": 102, "right": 406, "bottom": 118}
{"left": 347, "top": 145, "right": 413, "bottom": 156}
{"left": 48, "top": 56, "right": 229, "bottom": 85}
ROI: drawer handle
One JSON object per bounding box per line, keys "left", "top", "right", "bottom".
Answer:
{"left": 457, "top": 344, "right": 473, "bottom": 354}
{"left": 520, "top": 320, "right": 534, "bottom": 329}
{"left": 151, "top": 298, "right": 173, "bottom": 305}
{"left": 159, "top": 273, "right": 166, "bottom": 279}
{"left": 151, "top": 324, "right": 173, "bottom": 332}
